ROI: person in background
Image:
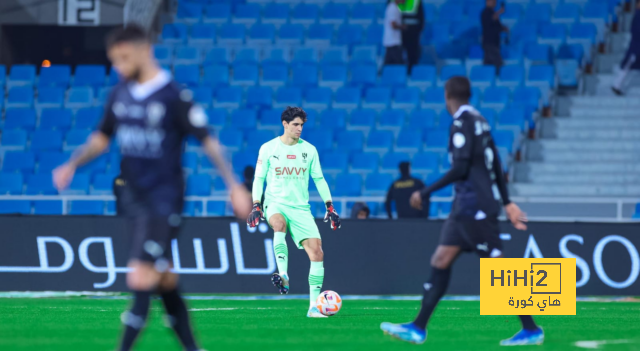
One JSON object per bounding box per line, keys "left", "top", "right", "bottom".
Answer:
{"left": 383, "top": 0, "right": 406, "bottom": 66}
{"left": 612, "top": 1, "right": 640, "bottom": 96}
{"left": 481, "top": 0, "right": 508, "bottom": 72}
{"left": 351, "top": 202, "right": 371, "bottom": 219}
{"left": 385, "top": 162, "right": 429, "bottom": 219}
{"left": 244, "top": 165, "right": 265, "bottom": 206}
{"left": 398, "top": 0, "right": 425, "bottom": 73}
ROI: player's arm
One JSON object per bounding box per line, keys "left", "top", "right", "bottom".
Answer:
{"left": 248, "top": 145, "right": 269, "bottom": 227}
{"left": 490, "top": 140, "right": 528, "bottom": 230}
{"left": 310, "top": 148, "right": 341, "bottom": 230}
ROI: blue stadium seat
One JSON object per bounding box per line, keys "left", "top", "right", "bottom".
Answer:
{"left": 0, "top": 129, "right": 27, "bottom": 150}
{"left": 247, "top": 23, "right": 276, "bottom": 45}
{"left": 274, "top": 87, "right": 302, "bottom": 108}
{"left": 4, "top": 108, "right": 36, "bottom": 130}
{"left": 161, "top": 23, "right": 188, "bottom": 44}
{"left": 381, "top": 152, "right": 411, "bottom": 171}
{"left": 366, "top": 130, "right": 394, "bottom": 151}
{"left": 174, "top": 46, "right": 201, "bottom": 65}
{"left": 61, "top": 173, "right": 89, "bottom": 195}
{"left": 319, "top": 109, "right": 347, "bottom": 130}
{"left": 231, "top": 64, "right": 259, "bottom": 86}
{"left": 425, "top": 129, "right": 449, "bottom": 150}
{"left": 525, "top": 44, "right": 552, "bottom": 64}
{"left": 364, "top": 173, "right": 393, "bottom": 195}
{"left": 429, "top": 22, "right": 450, "bottom": 44}
{"left": 234, "top": 48, "right": 259, "bottom": 66}
{"left": 582, "top": 3, "right": 608, "bottom": 26}
{"left": 0, "top": 200, "right": 30, "bottom": 214}
{"left": 263, "top": 3, "right": 289, "bottom": 26}
{"left": 556, "top": 59, "right": 580, "bottom": 87}
{"left": 26, "top": 174, "right": 57, "bottom": 195}
{"left": 206, "top": 201, "right": 226, "bottom": 216}
{"left": 36, "top": 151, "right": 67, "bottom": 173}
{"left": 379, "top": 109, "right": 405, "bottom": 130}
{"left": 218, "top": 23, "right": 246, "bottom": 45}
{"left": 513, "top": 86, "right": 541, "bottom": 111}
{"left": 539, "top": 24, "right": 567, "bottom": 51}
{"left": 422, "top": 87, "right": 445, "bottom": 112}
{"left": 174, "top": 64, "right": 200, "bottom": 87}
{"left": 176, "top": 2, "right": 203, "bottom": 23}
{"left": 65, "top": 129, "right": 91, "bottom": 150}
{"left": 190, "top": 86, "right": 213, "bottom": 108}
{"left": 182, "top": 152, "right": 198, "bottom": 173}
{"left": 260, "top": 63, "right": 288, "bottom": 88}
{"left": 292, "top": 65, "right": 318, "bottom": 88}
{"left": 350, "top": 152, "right": 379, "bottom": 173}
{"left": 364, "top": 23, "right": 383, "bottom": 45}
{"left": 396, "top": 129, "right": 422, "bottom": 152}
{"left": 0, "top": 173, "right": 23, "bottom": 194}
{"left": 470, "top": 65, "right": 496, "bottom": 88}
{"left": 182, "top": 201, "right": 202, "bottom": 216}
{"left": 307, "top": 24, "right": 333, "bottom": 47}
{"left": 7, "top": 87, "right": 34, "bottom": 108}
{"left": 65, "top": 87, "right": 93, "bottom": 109}
{"left": 336, "top": 24, "right": 363, "bottom": 47}
{"left": 246, "top": 130, "right": 276, "bottom": 151}
{"left": 524, "top": 4, "right": 551, "bottom": 23}
{"left": 217, "top": 128, "right": 244, "bottom": 150}
{"left": 8, "top": 64, "right": 36, "bottom": 87}
{"left": 350, "top": 3, "right": 376, "bottom": 27}
{"left": 440, "top": 65, "right": 466, "bottom": 83}
{"left": 203, "top": 47, "right": 231, "bottom": 66}
{"left": 499, "top": 106, "right": 526, "bottom": 130}
{"left": 232, "top": 151, "right": 256, "bottom": 173}
{"left": 263, "top": 47, "right": 290, "bottom": 66}
{"left": 497, "top": 65, "right": 524, "bottom": 88}
{"left": 203, "top": 65, "right": 229, "bottom": 87}
{"left": 568, "top": 22, "right": 598, "bottom": 48}
{"left": 215, "top": 86, "right": 243, "bottom": 109}
{"left": 233, "top": 4, "right": 261, "bottom": 26}
{"left": 31, "top": 130, "right": 63, "bottom": 151}
{"left": 230, "top": 109, "right": 258, "bottom": 130}
{"left": 2, "top": 151, "right": 35, "bottom": 173}
{"left": 381, "top": 65, "right": 408, "bottom": 88}
{"left": 493, "top": 130, "right": 515, "bottom": 152}
{"left": 511, "top": 23, "right": 538, "bottom": 45}
{"left": 321, "top": 2, "right": 347, "bottom": 25}
{"left": 75, "top": 107, "right": 102, "bottom": 130}
{"left": 349, "top": 109, "right": 376, "bottom": 130}
{"left": 349, "top": 64, "right": 377, "bottom": 89}
{"left": 91, "top": 173, "right": 116, "bottom": 195}
{"left": 408, "top": 65, "right": 437, "bottom": 90}
{"left": 482, "top": 86, "right": 511, "bottom": 110}
{"left": 334, "top": 173, "right": 362, "bottom": 196}
{"left": 205, "top": 108, "right": 226, "bottom": 128}
{"left": 363, "top": 87, "right": 391, "bottom": 110}
{"left": 320, "top": 47, "right": 348, "bottom": 67}
{"left": 501, "top": 3, "right": 522, "bottom": 25}
{"left": 189, "top": 24, "right": 216, "bottom": 45}
{"left": 527, "top": 65, "right": 555, "bottom": 89}
{"left": 553, "top": 4, "right": 580, "bottom": 24}
{"left": 186, "top": 174, "right": 212, "bottom": 196}
{"left": 291, "top": 4, "right": 319, "bottom": 26}
{"left": 36, "top": 87, "right": 65, "bottom": 109}
{"left": 277, "top": 24, "right": 305, "bottom": 45}
{"left": 336, "top": 130, "right": 364, "bottom": 152}
{"left": 479, "top": 108, "right": 497, "bottom": 128}
{"left": 153, "top": 45, "right": 172, "bottom": 66}
{"left": 68, "top": 201, "right": 104, "bottom": 215}
{"left": 246, "top": 86, "right": 273, "bottom": 110}
{"left": 320, "top": 64, "right": 347, "bottom": 90}
{"left": 73, "top": 65, "right": 106, "bottom": 89}
{"left": 259, "top": 110, "right": 281, "bottom": 129}
{"left": 412, "top": 152, "right": 439, "bottom": 173}
{"left": 304, "top": 87, "right": 332, "bottom": 110}
{"left": 34, "top": 200, "right": 63, "bottom": 215}
{"left": 292, "top": 47, "right": 319, "bottom": 67}
{"left": 440, "top": 2, "right": 464, "bottom": 22}
{"left": 322, "top": 152, "right": 349, "bottom": 173}
{"left": 332, "top": 87, "right": 359, "bottom": 110}
{"left": 409, "top": 110, "right": 437, "bottom": 130}
{"left": 204, "top": 4, "right": 231, "bottom": 24}
{"left": 76, "top": 153, "right": 107, "bottom": 174}
{"left": 0, "top": 64, "right": 5, "bottom": 86}
{"left": 351, "top": 46, "right": 377, "bottom": 67}
{"left": 438, "top": 110, "right": 453, "bottom": 130}
{"left": 392, "top": 87, "right": 421, "bottom": 110}
{"left": 39, "top": 65, "right": 71, "bottom": 88}
{"left": 305, "top": 109, "right": 318, "bottom": 128}
{"left": 439, "top": 202, "right": 452, "bottom": 216}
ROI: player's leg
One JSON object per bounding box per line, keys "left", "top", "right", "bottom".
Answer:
{"left": 120, "top": 259, "right": 161, "bottom": 351}
{"left": 267, "top": 206, "right": 290, "bottom": 294}
{"left": 158, "top": 269, "right": 200, "bottom": 351}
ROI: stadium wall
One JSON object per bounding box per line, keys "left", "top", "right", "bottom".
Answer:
{"left": 0, "top": 217, "right": 638, "bottom": 296}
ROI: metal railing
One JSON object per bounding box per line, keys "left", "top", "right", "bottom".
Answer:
{"left": 0, "top": 195, "right": 638, "bottom": 222}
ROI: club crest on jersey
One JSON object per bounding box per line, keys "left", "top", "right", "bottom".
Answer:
{"left": 146, "top": 102, "right": 166, "bottom": 127}
{"left": 302, "top": 153, "right": 307, "bottom": 163}
{"left": 287, "top": 155, "right": 296, "bottom": 159}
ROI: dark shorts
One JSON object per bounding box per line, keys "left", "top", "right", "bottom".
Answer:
{"left": 123, "top": 186, "right": 183, "bottom": 267}
{"left": 384, "top": 45, "right": 405, "bottom": 65}
{"left": 439, "top": 215, "right": 503, "bottom": 258}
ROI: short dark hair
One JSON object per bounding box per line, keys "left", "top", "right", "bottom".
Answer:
{"left": 105, "top": 25, "right": 150, "bottom": 49}
{"left": 281, "top": 106, "right": 307, "bottom": 123}
{"left": 445, "top": 76, "right": 472, "bottom": 102}
{"left": 359, "top": 205, "right": 370, "bottom": 218}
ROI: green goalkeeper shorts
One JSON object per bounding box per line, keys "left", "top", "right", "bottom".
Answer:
{"left": 265, "top": 202, "right": 321, "bottom": 249}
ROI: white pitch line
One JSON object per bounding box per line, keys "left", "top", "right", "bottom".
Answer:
{"left": 575, "top": 339, "right": 632, "bottom": 349}
{"left": 188, "top": 308, "right": 238, "bottom": 311}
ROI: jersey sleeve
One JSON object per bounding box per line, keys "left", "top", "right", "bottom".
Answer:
{"left": 449, "top": 117, "right": 474, "bottom": 161}
{"left": 310, "top": 147, "right": 332, "bottom": 203}
{"left": 97, "top": 90, "right": 117, "bottom": 137}
{"left": 175, "top": 92, "right": 209, "bottom": 141}
{"left": 252, "top": 144, "right": 269, "bottom": 203}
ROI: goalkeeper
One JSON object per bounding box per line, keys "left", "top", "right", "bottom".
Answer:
{"left": 247, "top": 106, "right": 341, "bottom": 318}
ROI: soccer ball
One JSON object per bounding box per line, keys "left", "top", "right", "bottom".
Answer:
{"left": 316, "top": 290, "right": 342, "bottom": 316}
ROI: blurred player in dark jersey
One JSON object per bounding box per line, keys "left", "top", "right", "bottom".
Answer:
{"left": 380, "top": 76, "right": 543, "bottom": 346}
{"left": 53, "top": 25, "right": 251, "bottom": 351}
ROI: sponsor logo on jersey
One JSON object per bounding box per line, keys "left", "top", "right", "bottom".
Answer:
{"left": 275, "top": 167, "right": 307, "bottom": 176}
{"left": 257, "top": 159, "right": 262, "bottom": 165}
{"left": 272, "top": 155, "right": 279, "bottom": 161}
{"left": 287, "top": 155, "right": 296, "bottom": 159}
{"left": 302, "top": 153, "right": 308, "bottom": 163}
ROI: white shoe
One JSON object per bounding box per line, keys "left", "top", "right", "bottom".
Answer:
{"left": 307, "top": 306, "right": 328, "bottom": 318}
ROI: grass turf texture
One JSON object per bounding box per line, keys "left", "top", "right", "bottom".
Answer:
{"left": 1, "top": 298, "right": 639, "bottom": 351}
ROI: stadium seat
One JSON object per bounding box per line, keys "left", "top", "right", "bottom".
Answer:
{"left": 349, "top": 109, "right": 376, "bottom": 131}
{"left": 438, "top": 110, "right": 453, "bottom": 130}
{"left": 0, "top": 129, "right": 27, "bottom": 151}
{"left": 230, "top": 109, "right": 258, "bottom": 130}
{"left": 31, "top": 130, "right": 63, "bottom": 151}
{"left": 206, "top": 201, "right": 226, "bottom": 216}
{"left": 8, "top": 64, "right": 35, "bottom": 87}
{"left": 320, "top": 65, "right": 348, "bottom": 90}
{"left": 568, "top": 23, "right": 598, "bottom": 53}
{"left": 204, "top": 4, "right": 231, "bottom": 24}
{"left": 231, "top": 64, "right": 259, "bottom": 87}
{"left": 366, "top": 130, "right": 394, "bottom": 151}
{"left": 263, "top": 3, "right": 289, "bottom": 26}
{"left": 38, "top": 109, "right": 71, "bottom": 131}
{"left": 320, "top": 47, "right": 348, "bottom": 67}
{"left": 260, "top": 63, "right": 288, "bottom": 88}
{"left": 190, "top": 86, "right": 213, "bottom": 108}
{"left": 292, "top": 47, "right": 319, "bottom": 67}
{"left": 482, "top": 87, "right": 511, "bottom": 110}
{"left": 380, "top": 65, "right": 408, "bottom": 88}
{"left": 307, "top": 24, "right": 333, "bottom": 48}
{"left": 277, "top": 24, "right": 305, "bottom": 45}
{"left": 336, "top": 130, "right": 364, "bottom": 152}
{"left": 350, "top": 3, "right": 376, "bottom": 27}
{"left": 61, "top": 173, "right": 90, "bottom": 195}
{"left": 65, "top": 129, "right": 91, "bottom": 150}
{"left": 215, "top": 86, "right": 243, "bottom": 109}
{"left": 497, "top": 65, "right": 525, "bottom": 89}
{"left": 76, "top": 154, "right": 108, "bottom": 174}
{"left": 246, "top": 130, "right": 276, "bottom": 151}
{"left": 217, "top": 128, "right": 244, "bottom": 150}
{"left": 320, "top": 2, "right": 347, "bottom": 25}
{"left": 412, "top": 152, "right": 439, "bottom": 173}
{"left": 234, "top": 48, "right": 260, "bottom": 66}
{"left": 333, "top": 87, "right": 360, "bottom": 110}
{"left": 392, "top": 87, "right": 421, "bottom": 111}
{"left": 381, "top": 152, "right": 411, "bottom": 171}
{"left": 499, "top": 106, "right": 526, "bottom": 130}
{"left": 68, "top": 201, "right": 104, "bottom": 215}
{"left": 524, "top": 4, "right": 551, "bottom": 23}
{"left": 36, "top": 151, "right": 67, "bottom": 173}
{"left": 362, "top": 88, "right": 391, "bottom": 110}
{"left": 0, "top": 173, "right": 24, "bottom": 194}
{"left": 539, "top": 24, "right": 566, "bottom": 51}
{"left": 189, "top": 24, "right": 216, "bottom": 46}
{"left": 34, "top": 200, "right": 63, "bottom": 215}
{"left": 479, "top": 108, "right": 497, "bottom": 128}
{"left": 26, "top": 174, "right": 57, "bottom": 195}
{"left": 424, "top": 129, "right": 449, "bottom": 150}
{"left": 500, "top": 3, "right": 522, "bottom": 26}
{"left": 408, "top": 65, "right": 437, "bottom": 91}
{"left": 4, "top": 108, "right": 36, "bottom": 130}
{"left": 470, "top": 65, "right": 496, "bottom": 89}
{"left": 335, "top": 24, "right": 363, "bottom": 47}
{"left": 246, "top": 86, "right": 273, "bottom": 110}
{"left": 553, "top": 3, "right": 579, "bottom": 24}
{"left": 350, "top": 152, "right": 379, "bottom": 173}
{"left": 91, "top": 173, "right": 116, "bottom": 195}
{"left": 422, "top": 87, "right": 445, "bottom": 112}
{"left": 319, "top": 109, "right": 347, "bottom": 130}
{"left": 333, "top": 173, "right": 362, "bottom": 196}
{"left": 66, "top": 87, "right": 93, "bottom": 109}
{"left": 395, "top": 129, "right": 422, "bottom": 152}
{"left": 218, "top": 24, "right": 246, "bottom": 45}
{"left": 7, "top": 87, "right": 34, "bottom": 108}
{"left": 364, "top": 173, "right": 393, "bottom": 195}
{"left": 409, "top": 110, "right": 437, "bottom": 130}
{"left": 39, "top": 65, "right": 71, "bottom": 88}
{"left": 174, "top": 46, "right": 201, "bottom": 66}
{"left": 525, "top": 44, "right": 552, "bottom": 65}
{"left": 364, "top": 23, "right": 383, "bottom": 46}
{"left": 174, "top": 64, "right": 200, "bottom": 87}
{"left": 203, "top": 47, "right": 231, "bottom": 66}
{"left": 0, "top": 200, "right": 30, "bottom": 214}
{"left": 182, "top": 152, "right": 198, "bottom": 173}
{"left": 274, "top": 87, "right": 302, "bottom": 108}
{"left": 349, "top": 64, "right": 377, "bottom": 89}
{"left": 232, "top": 152, "right": 256, "bottom": 173}
{"left": 527, "top": 65, "right": 556, "bottom": 89}
{"left": 291, "top": 4, "right": 319, "bottom": 26}
{"left": 186, "top": 174, "right": 212, "bottom": 196}
{"left": 379, "top": 109, "right": 405, "bottom": 130}
{"left": 439, "top": 65, "right": 466, "bottom": 84}
{"left": 247, "top": 23, "right": 276, "bottom": 45}
{"left": 322, "top": 152, "right": 349, "bottom": 173}
{"left": 259, "top": 110, "right": 282, "bottom": 129}
{"left": 233, "top": 4, "right": 261, "bottom": 26}
{"left": 511, "top": 23, "right": 538, "bottom": 45}
{"left": 161, "top": 23, "right": 188, "bottom": 44}
{"left": 440, "top": 2, "right": 464, "bottom": 22}
{"left": 292, "top": 65, "right": 318, "bottom": 88}
{"left": 203, "top": 65, "right": 229, "bottom": 87}
{"left": 350, "top": 46, "right": 377, "bottom": 67}
{"left": 263, "top": 47, "right": 290, "bottom": 66}
{"left": 0, "top": 65, "right": 5, "bottom": 86}
{"left": 304, "top": 87, "right": 332, "bottom": 110}
{"left": 513, "top": 86, "right": 541, "bottom": 111}
{"left": 36, "top": 87, "right": 65, "bottom": 109}
{"left": 75, "top": 107, "right": 102, "bottom": 130}
{"left": 176, "top": 1, "right": 202, "bottom": 23}
{"left": 493, "top": 129, "right": 515, "bottom": 151}
{"left": 153, "top": 45, "right": 172, "bottom": 66}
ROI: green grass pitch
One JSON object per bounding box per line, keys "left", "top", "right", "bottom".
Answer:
{"left": 1, "top": 297, "right": 639, "bottom": 351}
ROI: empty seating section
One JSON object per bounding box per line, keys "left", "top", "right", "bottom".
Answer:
{"left": 0, "top": 0, "right": 614, "bottom": 217}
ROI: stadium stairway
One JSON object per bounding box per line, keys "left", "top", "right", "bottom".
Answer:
{"left": 514, "top": 8, "right": 640, "bottom": 201}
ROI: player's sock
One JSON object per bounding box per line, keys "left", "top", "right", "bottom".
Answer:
{"left": 273, "top": 232, "right": 289, "bottom": 277}
{"left": 119, "top": 290, "right": 151, "bottom": 351}
{"left": 161, "top": 288, "right": 199, "bottom": 351}
{"left": 308, "top": 261, "right": 324, "bottom": 306}
{"left": 518, "top": 315, "right": 539, "bottom": 331}
{"left": 413, "top": 267, "right": 451, "bottom": 330}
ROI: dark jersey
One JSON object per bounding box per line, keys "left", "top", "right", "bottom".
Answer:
{"left": 449, "top": 106, "right": 503, "bottom": 218}
{"left": 98, "top": 72, "right": 209, "bottom": 216}
{"left": 385, "top": 176, "right": 428, "bottom": 218}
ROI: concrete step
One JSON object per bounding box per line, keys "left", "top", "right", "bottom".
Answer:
{"left": 511, "top": 183, "right": 640, "bottom": 197}
{"left": 596, "top": 53, "right": 625, "bottom": 74}
{"left": 546, "top": 117, "right": 640, "bottom": 129}
{"left": 539, "top": 151, "right": 640, "bottom": 162}
{"left": 569, "top": 108, "right": 640, "bottom": 118}
{"left": 552, "top": 130, "right": 640, "bottom": 140}
{"left": 568, "top": 96, "right": 640, "bottom": 108}
{"left": 516, "top": 173, "right": 640, "bottom": 185}
{"left": 584, "top": 74, "right": 640, "bottom": 96}
{"left": 532, "top": 139, "right": 640, "bottom": 152}
{"left": 517, "top": 162, "right": 640, "bottom": 174}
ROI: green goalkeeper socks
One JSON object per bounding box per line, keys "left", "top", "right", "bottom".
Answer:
{"left": 309, "top": 261, "right": 324, "bottom": 306}
{"left": 273, "top": 232, "right": 288, "bottom": 278}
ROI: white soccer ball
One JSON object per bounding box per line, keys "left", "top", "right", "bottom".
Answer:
{"left": 316, "top": 290, "right": 342, "bottom": 316}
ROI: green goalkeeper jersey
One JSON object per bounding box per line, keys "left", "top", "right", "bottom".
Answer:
{"left": 252, "top": 137, "right": 332, "bottom": 209}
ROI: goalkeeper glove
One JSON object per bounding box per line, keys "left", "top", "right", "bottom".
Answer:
{"left": 323, "top": 201, "right": 341, "bottom": 230}
{"left": 247, "top": 203, "right": 264, "bottom": 228}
